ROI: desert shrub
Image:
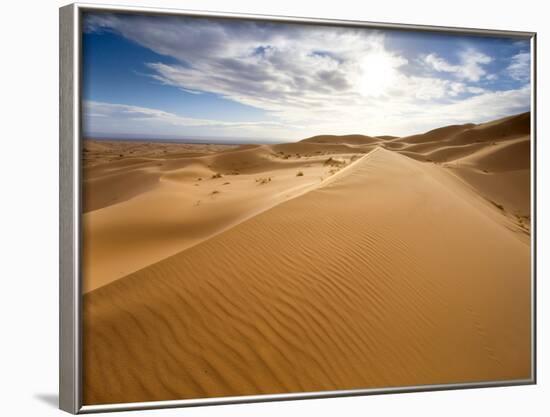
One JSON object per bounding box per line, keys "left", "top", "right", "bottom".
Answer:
{"left": 324, "top": 157, "right": 345, "bottom": 167}
{"left": 211, "top": 173, "right": 223, "bottom": 179}
{"left": 255, "top": 177, "right": 272, "bottom": 185}
{"left": 296, "top": 171, "right": 304, "bottom": 177}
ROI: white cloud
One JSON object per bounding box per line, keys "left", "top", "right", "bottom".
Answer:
{"left": 83, "top": 101, "right": 289, "bottom": 137}
{"left": 507, "top": 52, "right": 530, "bottom": 81}
{"left": 84, "top": 14, "right": 529, "bottom": 138}
{"left": 423, "top": 49, "right": 493, "bottom": 82}
{"left": 466, "top": 86, "right": 486, "bottom": 94}
{"left": 85, "top": 81, "right": 529, "bottom": 139}
{"left": 400, "top": 85, "right": 530, "bottom": 131}
{"left": 423, "top": 53, "right": 460, "bottom": 73}
{"left": 458, "top": 49, "right": 493, "bottom": 81}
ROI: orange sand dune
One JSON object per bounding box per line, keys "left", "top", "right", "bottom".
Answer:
{"left": 389, "top": 113, "right": 530, "bottom": 228}
{"left": 444, "top": 136, "right": 530, "bottom": 219}
{"left": 83, "top": 139, "right": 238, "bottom": 167}
{"left": 82, "top": 142, "right": 364, "bottom": 292}
{"left": 411, "top": 142, "right": 488, "bottom": 163}
{"left": 392, "top": 112, "right": 528, "bottom": 149}
{"left": 392, "top": 123, "right": 475, "bottom": 144}
{"left": 448, "top": 168, "right": 530, "bottom": 223}
{"left": 84, "top": 145, "right": 531, "bottom": 404}
{"left": 272, "top": 141, "right": 373, "bottom": 155}
{"left": 450, "top": 136, "right": 530, "bottom": 172}
{"left": 300, "top": 133, "right": 380, "bottom": 145}
{"left": 446, "top": 112, "right": 529, "bottom": 146}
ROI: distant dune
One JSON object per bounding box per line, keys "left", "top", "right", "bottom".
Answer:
{"left": 82, "top": 112, "right": 531, "bottom": 405}
{"left": 300, "top": 133, "right": 380, "bottom": 145}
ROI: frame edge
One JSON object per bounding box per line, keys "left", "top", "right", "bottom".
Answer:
{"left": 74, "top": 2, "right": 535, "bottom": 38}
{"left": 60, "top": 3, "right": 80, "bottom": 415}
{"left": 531, "top": 31, "right": 537, "bottom": 386}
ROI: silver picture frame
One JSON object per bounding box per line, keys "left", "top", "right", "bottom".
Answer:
{"left": 59, "top": 2, "right": 537, "bottom": 414}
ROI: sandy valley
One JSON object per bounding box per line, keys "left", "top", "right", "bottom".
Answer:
{"left": 82, "top": 112, "right": 532, "bottom": 404}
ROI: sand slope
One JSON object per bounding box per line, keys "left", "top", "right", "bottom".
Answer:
{"left": 83, "top": 147, "right": 531, "bottom": 405}
{"left": 390, "top": 112, "right": 531, "bottom": 231}
{"left": 82, "top": 143, "right": 364, "bottom": 292}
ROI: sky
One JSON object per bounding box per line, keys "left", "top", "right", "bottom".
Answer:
{"left": 82, "top": 12, "right": 531, "bottom": 142}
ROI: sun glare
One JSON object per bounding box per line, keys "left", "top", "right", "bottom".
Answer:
{"left": 357, "top": 52, "right": 399, "bottom": 97}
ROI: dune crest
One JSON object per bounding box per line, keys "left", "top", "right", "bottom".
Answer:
{"left": 83, "top": 127, "right": 531, "bottom": 404}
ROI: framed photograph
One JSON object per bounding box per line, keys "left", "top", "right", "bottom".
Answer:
{"left": 59, "top": 3, "right": 536, "bottom": 413}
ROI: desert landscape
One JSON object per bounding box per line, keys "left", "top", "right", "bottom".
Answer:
{"left": 82, "top": 111, "right": 531, "bottom": 405}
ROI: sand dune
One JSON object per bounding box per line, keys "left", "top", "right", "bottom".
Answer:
{"left": 450, "top": 136, "right": 530, "bottom": 172}
{"left": 389, "top": 112, "right": 531, "bottom": 229}
{"left": 446, "top": 112, "right": 530, "bottom": 146}
{"left": 83, "top": 109, "right": 532, "bottom": 404}
{"left": 82, "top": 142, "right": 364, "bottom": 292}
{"left": 393, "top": 112, "right": 528, "bottom": 152}
{"left": 448, "top": 168, "right": 530, "bottom": 225}
{"left": 392, "top": 123, "right": 476, "bottom": 144}
{"left": 300, "top": 134, "right": 380, "bottom": 145}
{"left": 415, "top": 142, "right": 488, "bottom": 163}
